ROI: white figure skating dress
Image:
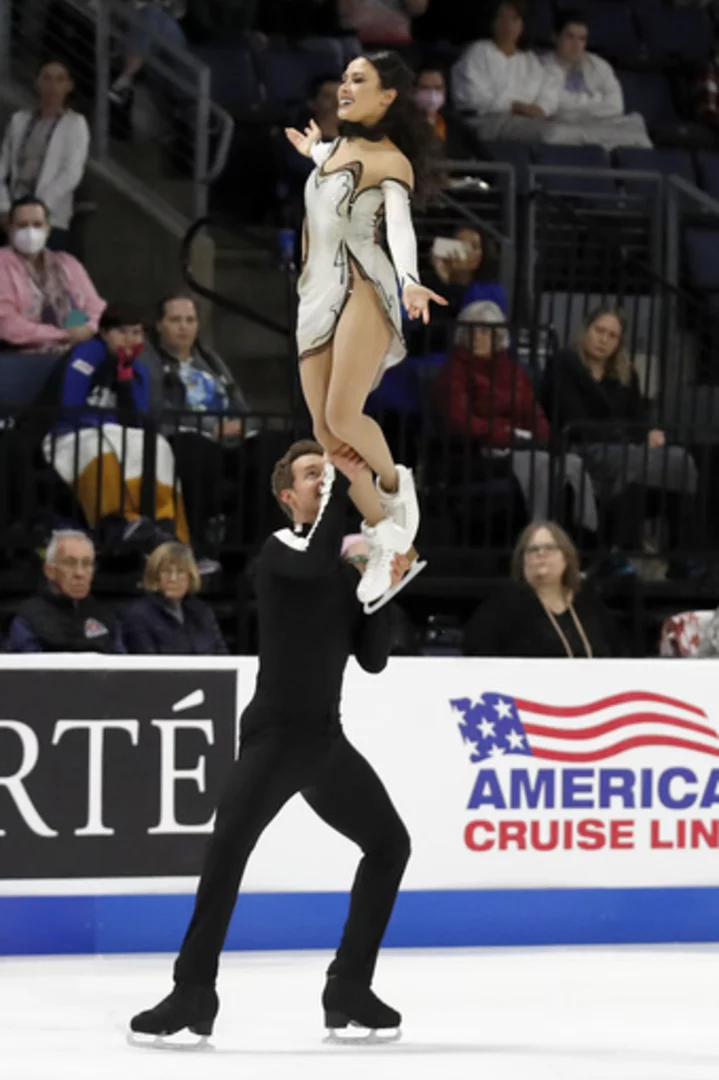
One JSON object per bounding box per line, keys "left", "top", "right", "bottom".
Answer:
{"left": 296, "top": 139, "right": 421, "bottom": 386}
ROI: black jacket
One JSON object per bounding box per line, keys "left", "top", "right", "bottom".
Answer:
{"left": 464, "top": 580, "right": 625, "bottom": 659}
{"left": 123, "top": 592, "right": 228, "bottom": 655}
{"left": 541, "top": 348, "right": 645, "bottom": 443}
{"left": 6, "top": 586, "right": 125, "bottom": 653}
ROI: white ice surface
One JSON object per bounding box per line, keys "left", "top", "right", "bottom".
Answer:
{"left": 3, "top": 946, "right": 719, "bottom": 1080}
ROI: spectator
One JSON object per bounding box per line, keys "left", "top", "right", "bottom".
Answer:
{"left": 541, "top": 306, "right": 698, "bottom": 561}
{"left": 44, "top": 303, "right": 190, "bottom": 547}
{"left": 427, "top": 226, "right": 508, "bottom": 319}
{"left": 415, "top": 65, "right": 481, "bottom": 158}
{"left": 349, "top": 0, "right": 429, "bottom": 46}
{"left": 694, "top": 31, "right": 719, "bottom": 140}
{"left": 541, "top": 10, "right": 651, "bottom": 150}
{"left": 149, "top": 293, "right": 256, "bottom": 546}
{"left": 452, "top": 0, "right": 559, "bottom": 143}
{"left": 0, "top": 195, "right": 104, "bottom": 352}
{"left": 282, "top": 75, "right": 341, "bottom": 205}
{"left": 435, "top": 300, "right": 597, "bottom": 532}
{"left": 0, "top": 59, "right": 90, "bottom": 249}
{"left": 6, "top": 530, "right": 125, "bottom": 653}
{"left": 123, "top": 542, "right": 228, "bottom": 654}
{"left": 464, "top": 521, "right": 624, "bottom": 657}
{"left": 110, "top": 0, "right": 189, "bottom": 106}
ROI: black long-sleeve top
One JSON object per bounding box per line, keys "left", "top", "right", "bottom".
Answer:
{"left": 241, "top": 465, "right": 392, "bottom": 738}
{"left": 464, "top": 580, "right": 626, "bottom": 659}
{"left": 541, "top": 348, "right": 645, "bottom": 443}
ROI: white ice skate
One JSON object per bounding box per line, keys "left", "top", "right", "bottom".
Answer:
{"left": 377, "top": 464, "right": 420, "bottom": 548}
{"left": 357, "top": 519, "right": 427, "bottom": 614}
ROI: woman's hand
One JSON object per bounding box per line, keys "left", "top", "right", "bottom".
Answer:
{"left": 215, "top": 418, "right": 243, "bottom": 439}
{"left": 648, "top": 428, "right": 666, "bottom": 449}
{"left": 285, "top": 119, "right": 322, "bottom": 159}
{"left": 403, "top": 283, "right": 449, "bottom": 324}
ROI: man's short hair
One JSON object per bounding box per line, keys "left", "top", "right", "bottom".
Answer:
{"left": 156, "top": 292, "right": 198, "bottom": 321}
{"left": 45, "top": 529, "right": 94, "bottom": 566}
{"left": 99, "top": 303, "right": 145, "bottom": 332}
{"left": 554, "top": 8, "right": 589, "bottom": 35}
{"left": 9, "top": 195, "right": 50, "bottom": 225}
{"left": 271, "top": 439, "right": 324, "bottom": 519}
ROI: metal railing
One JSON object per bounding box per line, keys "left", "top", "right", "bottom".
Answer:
{"left": 3, "top": 0, "right": 234, "bottom": 221}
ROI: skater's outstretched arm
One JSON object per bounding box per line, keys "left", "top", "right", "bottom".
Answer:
{"left": 265, "top": 462, "right": 351, "bottom": 579}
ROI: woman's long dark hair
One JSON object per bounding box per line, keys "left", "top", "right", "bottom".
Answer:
{"left": 338, "top": 51, "right": 441, "bottom": 206}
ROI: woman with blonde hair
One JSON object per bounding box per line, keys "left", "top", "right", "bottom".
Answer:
{"left": 464, "top": 521, "right": 623, "bottom": 657}
{"left": 123, "top": 542, "right": 227, "bottom": 655}
{"left": 541, "top": 305, "right": 698, "bottom": 558}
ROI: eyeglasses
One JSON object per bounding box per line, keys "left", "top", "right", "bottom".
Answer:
{"left": 525, "top": 543, "right": 560, "bottom": 557}
{"left": 57, "top": 557, "right": 94, "bottom": 571}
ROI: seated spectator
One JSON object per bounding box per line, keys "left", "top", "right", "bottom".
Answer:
{"left": 44, "top": 303, "right": 190, "bottom": 547}
{"left": 148, "top": 292, "right": 257, "bottom": 546}
{"left": 6, "top": 530, "right": 125, "bottom": 653}
{"left": 110, "top": 0, "right": 189, "bottom": 106}
{"left": 415, "top": 65, "right": 481, "bottom": 159}
{"left": 123, "top": 542, "right": 228, "bottom": 654}
{"left": 452, "top": 0, "right": 559, "bottom": 144}
{"left": 427, "top": 226, "right": 508, "bottom": 319}
{"left": 349, "top": 0, "right": 429, "bottom": 47}
{"left": 0, "top": 59, "right": 90, "bottom": 249}
{"left": 435, "top": 300, "right": 597, "bottom": 532}
{"left": 465, "top": 521, "right": 624, "bottom": 657}
{"left": 541, "top": 306, "right": 698, "bottom": 561}
{"left": 0, "top": 195, "right": 105, "bottom": 352}
{"left": 541, "top": 10, "right": 651, "bottom": 150}
{"left": 694, "top": 31, "right": 719, "bottom": 141}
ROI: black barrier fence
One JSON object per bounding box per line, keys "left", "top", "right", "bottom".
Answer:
{"left": 1, "top": 321, "right": 718, "bottom": 576}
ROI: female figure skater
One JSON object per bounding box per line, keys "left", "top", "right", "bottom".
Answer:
{"left": 286, "top": 51, "right": 446, "bottom": 610}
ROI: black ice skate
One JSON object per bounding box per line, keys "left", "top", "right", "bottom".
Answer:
{"left": 128, "top": 984, "right": 218, "bottom": 1049}
{"left": 322, "top": 975, "right": 402, "bottom": 1043}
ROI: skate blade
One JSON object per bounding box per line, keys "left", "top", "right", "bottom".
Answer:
{"left": 126, "top": 1030, "right": 215, "bottom": 1052}
{"left": 363, "top": 559, "right": 427, "bottom": 615}
{"left": 324, "top": 1024, "right": 402, "bottom": 1046}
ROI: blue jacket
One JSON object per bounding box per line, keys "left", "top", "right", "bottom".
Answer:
{"left": 123, "top": 593, "right": 228, "bottom": 656}
{"left": 53, "top": 337, "right": 151, "bottom": 436}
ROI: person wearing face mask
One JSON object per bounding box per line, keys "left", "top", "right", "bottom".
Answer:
{"left": 0, "top": 58, "right": 90, "bottom": 248}
{"left": 0, "top": 195, "right": 104, "bottom": 352}
{"left": 43, "top": 303, "right": 190, "bottom": 548}
{"left": 414, "top": 66, "right": 481, "bottom": 160}
{"left": 123, "top": 542, "right": 228, "bottom": 654}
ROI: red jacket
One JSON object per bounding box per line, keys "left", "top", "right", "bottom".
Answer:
{"left": 435, "top": 347, "right": 551, "bottom": 449}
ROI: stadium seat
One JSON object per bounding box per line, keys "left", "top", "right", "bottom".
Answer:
{"left": 614, "top": 147, "right": 696, "bottom": 196}
{"left": 584, "top": 1, "right": 641, "bottom": 62}
{"left": 528, "top": 0, "right": 554, "bottom": 46}
{"left": 257, "top": 49, "right": 314, "bottom": 106}
{"left": 482, "top": 141, "right": 533, "bottom": 194}
{"left": 697, "top": 152, "right": 719, "bottom": 201}
{"left": 636, "top": 4, "right": 713, "bottom": 62}
{"left": 533, "top": 145, "right": 615, "bottom": 194}
{"left": 193, "top": 48, "right": 262, "bottom": 111}
{"left": 0, "top": 353, "right": 60, "bottom": 407}
{"left": 617, "top": 71, "right": 708, "bottom": 148}
{"left": 685, "top": 229, "right": 719, "bottom": 292}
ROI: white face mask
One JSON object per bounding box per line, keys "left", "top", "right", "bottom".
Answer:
{"left": 416, "top": 88, "right": 446, "bottom": 114}
{"left": 12, "top": 226, "right": 48, "bottom": 256}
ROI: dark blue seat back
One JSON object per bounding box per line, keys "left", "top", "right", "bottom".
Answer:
{"left": 698, "top": 152, "right": 719, "bottom": 200}
{"left": 585, "top": 1, "right": 640, "bottom": 61}
{"left": 534, "top": 144, "right": 615, "bottom": 193}
{"left": 193, "top": 47, "right": 262, "bottom": 109}
{"left": 685, "top": 229, "right": 719, "bottom": 292}
{"left": 617, "top": 71, "right": 679, "bottom": 125}
{"left": 0, "top": 353, "right": 60, "bottom": 408}
{"left": 257, "top": 49, "right": 314, "bottom": 105}
{"left": 638, "top": 5, "right": 713, "bottom": 62}
{"left": 615, "top": 147, "right": 695, "bottom": 196}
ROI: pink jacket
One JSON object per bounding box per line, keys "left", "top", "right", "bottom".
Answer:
{"left": 0, "top": 247, "right": 106, "bottom": 350}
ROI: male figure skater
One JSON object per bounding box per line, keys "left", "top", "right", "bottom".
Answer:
{"left": 130, "top": 440, "right": 411, "bottom": 1041}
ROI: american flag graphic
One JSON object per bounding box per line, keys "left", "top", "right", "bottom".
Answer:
{"left": 451, "top": 691, "right": 719, "bottom": 763}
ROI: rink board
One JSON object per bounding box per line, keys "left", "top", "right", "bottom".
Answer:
{"left": 1, "top": 655, "right": 719, "bottom": 954}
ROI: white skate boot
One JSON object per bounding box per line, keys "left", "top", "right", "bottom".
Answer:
{"left": 357, "top": 518, "right": 426, "bottom": 614}
{"left": 377, "top": 465, "right": 420, "bottom": 548}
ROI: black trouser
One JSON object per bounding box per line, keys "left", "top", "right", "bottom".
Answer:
{"left": 174, "top": 728, "right": 411, "bottom": 989}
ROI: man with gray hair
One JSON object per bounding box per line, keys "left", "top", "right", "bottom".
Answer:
{"left": 6, "top": 530, "right": 125, "bottom": 653}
